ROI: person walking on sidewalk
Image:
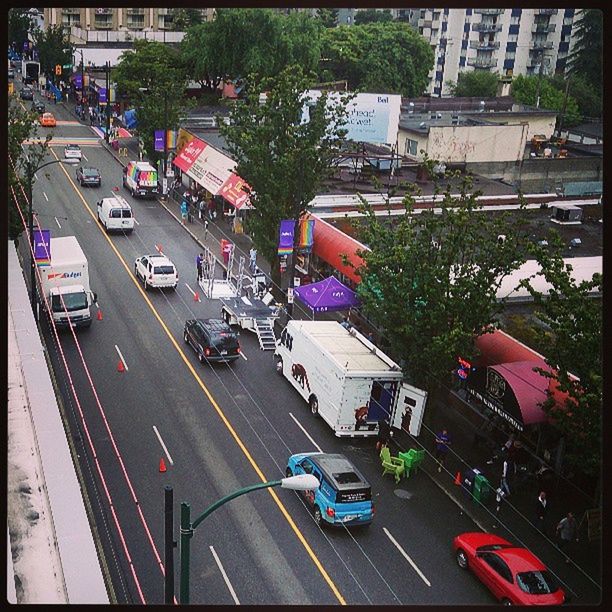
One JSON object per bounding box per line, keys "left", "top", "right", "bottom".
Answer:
{"left": 196, "top": 253, "right": 204, "bottom": 281}
{"left": 376, "top": 418, "right": 392, "bottom": 453}
{"left": 499, "top": 457, "right": 512, "bottom": 497}
{"left": 556, "top": 512, "right": 578, "bottom": 563}
{"left": 180, "top": 198, "right": 188, "bottom": 226}
{"left": 249, "top": 247, "right": 257, "bottom": 273}
{"left": 434, "top": 428, "right": 451, "bottom": 473}
{"left": 203, "top": 219, "right": 209, "bottom": 240}
{"left": 535, "top": 491, "right": 548, "bottom": 534}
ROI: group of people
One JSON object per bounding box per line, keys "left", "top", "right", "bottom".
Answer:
{"left": 180, "top": 190, "right": 217, "bottom": 226}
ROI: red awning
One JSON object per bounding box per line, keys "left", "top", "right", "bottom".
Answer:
{"left": 310, "top": 215, "right": 367, "bottom": 285}
{"left": 173, "top": 136, "right": 207, "bottom": 173}
{"left": 475, "top": 329, "right": 544, "bottom": 367}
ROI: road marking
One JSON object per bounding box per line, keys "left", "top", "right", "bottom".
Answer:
{"left": 184, "top": 283, "right": 198, "bottom": 299}
{"left": 52, "top": 151, "right": 347, "bottom": 606}
{"left": 133, "top": 217, "right": 139, "bottom": 225}
{"left": 289, "top": 413, "right": 323, "bottom": 453}
{"left": 383, "top": 527, "right": 431, "bottom": 587}
{"left": 152, "top": 426, "right": 174, "bottom": 466}
{"left": 210, "top": 546, "right": 240, "bottom": 605}
{"left": 83, "top": 153, "right": 88, "bottom": 162}
{"left": 43, "top": 192, "right": 49, "bottom": 201}
{"left": 54, "top": 216, "right": 61, "bottom": 228}
{"left": 240, "top": 350, "right": 248, "bottom": 361}
{"left": 34, "top": 173, "right": 38, "bottom": 180}
{"left": 114, "top": 344, "right": 129, "bottom": 371}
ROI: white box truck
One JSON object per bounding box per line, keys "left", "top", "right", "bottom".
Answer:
{"left": 38, "top": 236, "right": 97, "bottom": 329}
{"left": 274, "top": 320, "right": 427, "bottom": 438}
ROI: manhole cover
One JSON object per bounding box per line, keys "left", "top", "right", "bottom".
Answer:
{"left": 394, "top": 489, "right": 412, "bottom": 499}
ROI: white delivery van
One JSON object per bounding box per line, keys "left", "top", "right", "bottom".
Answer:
{"left": 274, "top": 320, "right": 427, "bottom": 437}
{"left": 123, "top": 161, "right": 158, "bottom": 199}
{"left": 97, "top": 195, "right": 134, "bottom": 233}
{"left": 38, "top": 236, "right": 97, "bottom": 329}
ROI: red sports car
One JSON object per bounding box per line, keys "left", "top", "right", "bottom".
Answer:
{"left": 453, "top": 532, "right": 565, "bottom": 605}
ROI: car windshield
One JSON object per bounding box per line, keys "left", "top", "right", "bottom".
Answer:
{"left": 333, "top": 471, "right": 361, "bottom": 484}
{"left": 516, "top": 570, "right": 559, "bottom": 595}
{"left": 51, "top": 293, "right": 88, "bottom": 312}
{"left": 154, "top": 265, "right": 175, "bottom": 275}
{"left": 212, "top": 332, "right": 238, "bottom": 349}
{"left": 477, "top": 544, "right": 514, "bottom": 552}
{"left": 84, "top": 169, "right": 99, "bottom": 177}
{"left": 67, "top": 146, "right": 80, "bottom": 151}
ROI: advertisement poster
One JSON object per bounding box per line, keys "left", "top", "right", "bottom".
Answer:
{"left": 278, "top": 220, "right": 295, "bottom": 255}
{"left": 33, "top": 229, "right": 51, "bottom": 266}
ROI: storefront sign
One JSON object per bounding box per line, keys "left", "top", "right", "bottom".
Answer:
{"left": 33, "top": 229, "right": 51, "bottom": 265}
{"left": 467, "top": 387, "right": 523, "bottom": 431}
{"left": 219, "top": 173, "right": 252, "bottom": 210}
{"left": 278, "top": 220, "right": 295, "bottom": 255}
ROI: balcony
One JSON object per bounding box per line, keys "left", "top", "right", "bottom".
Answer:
{"left": 530, "top": 40, "right": 554, "bottom": 50}
{"left": 472, "top": 22, "right": 503, "bottom": 33}
{"left": 467, "top": 56, "right": 497, "bottom": 69}
{"left": 62, "top": 8, "right": 80, "bottom": 15}
{"left": 532, "top": 23, "right": 556, "bottom": 34}
{"left": 474, "top": 9, "right": 503, "bottom": 15}
{"left": 126, "top": 8, "right": 145, "bottom": 15}
{"left": 469, "top": 40, "right": 500, "bottom": 50}
{"left": 534, "top": 9, "right": 558, "bottom": 16}
{"left": 94, "top": 8, "right": 113, "bottom": 15}
{"left": 126, "top": 18, "right": 145, "bottom": 30}
{"left": 94, "top": 17, "right": 113, "bottom": 30}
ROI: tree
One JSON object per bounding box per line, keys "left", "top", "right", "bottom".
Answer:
{"left": 180, "top": 21, "right": 224, "bottom": 91}
{"left": 448, "top": 71, "right": 499, "bottom": 98}
{"left": 354, "top": 9, "right": 394, "bottom": 25}
{"left": 566, "top": 9, "right": 602, "bottom": 95}
{"left": 8, "top": 96, "right": 51, "bottom": 239}
{"left": 519, "top": 234, "right": 602, "bottom": 480}
{"left": 219, "top": 66, "right": 350, "bottom": 291}
{"left": 172, "top": 8, "right": 203, "bottom": 31}
{"left": 320, "top": 22, "right": 433, "bottom": 96}
{"left": 351, "top": 171, "right": 529, "bottom": 390}
{"left": 511, "top": 75, "right": 582, "bottom": 127}
{"left": 316, "top": 8, "right": 338, "bottom": 28}
{"left": 113, "top": 40, "right": 190, "bottom": 163}
{"left": 8, "top": 8, "right": 34, "bottom": 53}
{"left": 33, "top": 24, "right": 73, "bottom": 82}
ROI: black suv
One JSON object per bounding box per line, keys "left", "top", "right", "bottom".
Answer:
{"left": 20, "top": 87, "right": 34, "bottom": 100}
{"left": 184, "top": 319, "right": 241, "bottom": 364}
{"left": 31, "top": 100, "right": 45, "bottom": 114}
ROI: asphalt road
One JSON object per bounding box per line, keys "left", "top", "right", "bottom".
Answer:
{"left": 15, "top": 82, "right": 496, "bottom": 605}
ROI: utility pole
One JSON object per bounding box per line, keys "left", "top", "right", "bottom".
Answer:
{"left": 104, "top": 61, "right": 111, "bottom": 143}
{"left": 80, "top": 50, "right": 85, "bottom": 108}
{"left": 535, "top": 50, "right": 546, "bottom": 109}
{"left": 557, "top": 76, "right": 571, "bottom": 139}
{"left": 163, "top": 89, "right": 168, "bottom": 195}
{"left": 164, "top": 486, "right": 175, "bottom": 604}
{"left": 27, "top": 165, "right": 37, "bottom": 321}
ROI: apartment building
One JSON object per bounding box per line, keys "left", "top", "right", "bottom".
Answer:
{"left": 416, "top": 8, "right": 579, "bottom": 96}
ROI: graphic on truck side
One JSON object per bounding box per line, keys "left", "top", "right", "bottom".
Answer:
{"left": 48, "top": 271, "right": 83, "bottom": 280}
{"left": 291, "top": 363, "right": 311, "bottom": 392}
{"left": 354, "top": 404, "right": 369, "bottom": 428}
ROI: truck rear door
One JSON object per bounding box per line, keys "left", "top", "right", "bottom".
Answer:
{"left": 392, "top": 382, "right": 428, "bottom": 436}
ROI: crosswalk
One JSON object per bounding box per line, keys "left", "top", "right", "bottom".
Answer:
{"left": 22, "top": 137, "right": 101, "bottom": 146}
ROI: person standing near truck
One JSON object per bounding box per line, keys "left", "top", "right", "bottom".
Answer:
{"left": 434, "top": 428, "right": 452, "bottom": 473}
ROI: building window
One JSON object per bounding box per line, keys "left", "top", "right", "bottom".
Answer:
{"left": 405, "top": 139, "right": 418, "bottom": 156}
{"left": 459, "top": 56, "right": 466, "bottom": 67}
{"left": 564, "top": 8, "right": 575, "bottom": 18}
{"left": 504, "top": 59, "right": 515, "bottom": 70}
{"left": 511, "top": 8, "right": 522, "bottom": 17}
{"left": 466, "top": 9, "right": 472, "bottom": 16}
{"left": 507, "top": 33, "right": 518, "bottom": 43}
{"left": 510, "top": 15, "right": 520, "bottom": 25}
{"left": 462, "top": 39, "right": 468, "bottom": 49}
{"left": 559, "top": 41, "right": 569, "bottom": 52}
{"left": 442, "top": 21, "right": 447, "bottom": 32}
{"left": 505, "top": 41, "right": 517, "bottom": 52}
{"left": 508, "top": 24, "right": 520, "bottom": 34}
{"left": 505, "top": 51, "right": 516, "bottom": 60}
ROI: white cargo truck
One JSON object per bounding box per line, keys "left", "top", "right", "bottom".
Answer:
{"left": 38, "top": 236, "right": 97, "bottom": 329}
{"left": 274, "top": 320, "right": 427, "bottom": 438}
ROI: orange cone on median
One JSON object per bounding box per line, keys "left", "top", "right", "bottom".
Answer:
{"left": 159, "top": 458, "right": 167, "bottom": 473}
{"left": 454, "top": 471, "right": 462, "bottom": 486}
{"left": 117, "top": 360, "right": 125, "bottom": 373}
{"left": 97, "top": 309, "right": 103, "bottom": 321}
{"left": 194, "top": 291, "right": 200, "bottom": 302}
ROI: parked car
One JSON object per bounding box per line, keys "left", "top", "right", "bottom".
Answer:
{"left": 31, "top": 100, "right": 45, "bottom": 114}
{"left": 20, "top": 87, "right": 33, "bottom": 100}
{"left": 76, "top": 166, "right": 101, "bottom": 187}
{"left": 39, "top": 112, "right": 56, "bottom": 127}
{"left": 64, "top": 144, "right": 82, "bottom": 160}
{"left": 134, "top": 254, "right": 178, "bottom": 290}
{"left": 8, "top": 67, "right": 15, "bottom": 79}
{"left": 183, "top": 318, "right": 241, "bottom": 364}
{"left": 286, "top": 452, "right": 374, "bottom": 528}
{"left": 453, "top": 532, "right": 565, "bottom": 605}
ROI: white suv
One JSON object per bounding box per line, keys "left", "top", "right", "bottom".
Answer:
{"left": 64, "top": 144, "right": 82, "bottom": 160}
{"left": 134, "top": 254, "right": 178, "bottom": 290}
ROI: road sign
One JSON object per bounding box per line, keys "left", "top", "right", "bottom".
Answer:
{"left": 63, "top": 64, "right": 72, "bottom": 69}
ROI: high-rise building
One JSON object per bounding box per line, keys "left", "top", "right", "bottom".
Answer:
{"left": 416, "top": 8, "right": 580, "bottom": 96}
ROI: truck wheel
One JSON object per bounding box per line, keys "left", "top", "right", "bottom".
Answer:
{"left": 275, "top": 357, "right": 283, "bottom": 375}
{"left": 309, "top": 395, "right": 319, "bottom": 416}
{"left": 198, "top": 349, "right": 205, "bottom": 363}
{"left": 313, "top": 505, "right": 324, "bottom": 528}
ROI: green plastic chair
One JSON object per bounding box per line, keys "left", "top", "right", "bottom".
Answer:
{"left": 399, "top": 449, "right": 425, "bottom": 478}
{"left": 380, "top": 446, "right": 405, "bottom": 483}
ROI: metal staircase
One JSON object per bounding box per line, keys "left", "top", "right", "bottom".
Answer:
{"left": 254, "top": 318, "right": 276, "bottom": 350}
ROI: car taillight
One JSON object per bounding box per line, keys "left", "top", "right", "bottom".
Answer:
{"left": 205, "top": 348, "right": 211, "bottom": 356}
{"left": 326, "top": 507, "right": 335, "bottom": 518}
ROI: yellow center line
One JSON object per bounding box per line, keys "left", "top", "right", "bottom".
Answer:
{"left": 51, "top": 150, "right": 347, "bottom": 605}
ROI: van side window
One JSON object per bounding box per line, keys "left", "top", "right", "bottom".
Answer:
{"left": 110, "top": 209, "right": 122, "bottom": 218}
{"left": 121, "top": 209, "right": 132, "bottom": 218}
{"left": 300, "top": 459, "right": 314, "bottom": 475}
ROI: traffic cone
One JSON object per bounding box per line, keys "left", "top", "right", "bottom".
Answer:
{"left": 112, "top": 186, "right": 119, "bottom": 191}
{"left": 155, "top": 244, "right": 163, "bottom": 254}
{"left": 159, "top": 457, "right": 167, "bottom": 473}
{"left": 193, "top": 291, "right": 200, "bottom": 302}
{"left": 117, "top": 360, "right": 125, "bottom": 373}
{"left": 97, "top": 309, "right": 103, "bottom": 321}
{"left": 454, "top": 471, "right": 462, "bottom": 486}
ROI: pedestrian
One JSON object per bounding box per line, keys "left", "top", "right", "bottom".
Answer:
{"left": 376, "top": 418, "right": 392, "bottom": 453}
{"left": 434, "top": 428, "right": 451, "bottom": 473}
{"left": 499, "top": 457, "right": 512, "bottom": 497}
{"left": 340, "top": 316, "right": 351, "bottom": 330}
{"left": 203, "top": 219, "right": 209, "bottom": 240}
{"left": 198, "top": 197, "right": 204, "bottom": 220}
{"left": 556, "top": 512, "right": 578, "bottom": 563}
{"left": 208, "top": 197, "right": 216, "bottom": 221}
{"left": 180, "top": 198, "right": 188, "bottom": 226}
{"left": 249, "top": 247, "right": 257, "bottom": 273}
{"left": 187, "top": 200, "right": 193, "bottom": 223}
{"left": 196, "top": 253, "right": 203, "bottom": 281}
{"left": 492, "top": 486, "right": 507, "bottom": 529}
{"left": 535, "top": 491, "right": 548, "bottom": 534}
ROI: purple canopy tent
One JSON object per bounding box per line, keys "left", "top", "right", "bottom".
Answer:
{"left": 293, "top": 276, "right": 361, "bottom": 313}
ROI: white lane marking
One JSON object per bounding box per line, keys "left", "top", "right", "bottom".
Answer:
{"left": 82, "top": 153, "right": 88, "bottom": 162}
{"left": 240, "top": 349, "right": 248, "bottom": 361}
{"left": 210, "top": 545, "right": 240, "bottom": 605}
{"left": 184, "top": 283, "right": 198, "bottom": 299}
{"left": 289, "top": 413, "right": 323, "bottom": 453}
{"left": 152, "top": 425, "right": 174, "bottom": 466}
{"left": 54, "top": 216, "right": 61, "bottom": 229}
{"left": 34, "top": 173, "right": 38, "bottom": 180}
{"left": 133, "top": 217, "right": 139, "bottom": 225}
{"left": 383, "top": 527, "right": 431, "bottom": 587}
{"left": 114, "top": 344, "right": 129, "bottom": 371}
{"left": 43, "top": 192, "right": 49, "bottom": 201}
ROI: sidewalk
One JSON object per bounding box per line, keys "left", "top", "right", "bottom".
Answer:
{"left": 79, "top": 99, "right": 601, "bottom": 604}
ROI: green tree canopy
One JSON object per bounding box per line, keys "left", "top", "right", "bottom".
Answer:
{"left": 354, "top": 9, "right": 393, "bottom": 25}
{"left": 320, "top": 22, "right": 433, "bottom": 96}
{"left": 172, "top": 8, "right": 203, "bottom": 31}
{"left": 566, "top": 9, "right": 602, "bottom": 94}
{"left": 316, "top": 8, "right": 338, "bottom": 28}
{"left": 8, "top": 8, "right": 35, "bottom": 52}
{"left": 448, "top": 71, "right": 499, "bottom": 97}
{"left": 351, "top": 174, "right": 529, "bottom": 389}
{"left": 33, "top": 24, "right": 73, "bottom": 81}
{"left": 219, "top": 66, "right": 350, "bottom": 287}
{"left": 520, "top": 235, "right": 602, "bottom": 480}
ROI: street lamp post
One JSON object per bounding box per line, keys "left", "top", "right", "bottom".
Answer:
{"left": 104, "top": 60, "right": 111, "bottom": 143}
{"left": 25, "top": 157, "right": 79, "bottom": 320}
{"left": 163, "top": 89, "right": 168, "bottom": 193}
{"left": 178, "top": 474, "right": 318, "bottom": 604}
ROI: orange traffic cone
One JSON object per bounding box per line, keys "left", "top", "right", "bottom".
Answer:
{"left": 159, "top": 457, "right": 167, "bottom": 473}
{"left": 112, "top": 186, "right": 119, "bottom": 191}
{"left": 117, "top": 360, "right": 125, "bottom": 373}
{"left": 156, "top": 244, "right": 163, "bottom": 254}
{"left": 97, "top": 309, "right": 103, "bottom": 321}
{"left": 193, "top": 291, "right": 200, "bottom": 302}
{"left": 454, "top": 471, "right": 462, "bottom": 486}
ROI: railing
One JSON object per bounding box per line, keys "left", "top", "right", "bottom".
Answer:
{"left": 62, "top": 7, "right": 80, "bottom": 15}
{"left": 467, "top": 56, "right": 498, "bottom": 69}
{"left": 70, "top": 26, "right": 185, "bottom": 43}
{"left": 94, "top": 8, "right": 113, "bottom": 15}
{"left": 94, "top": 18, "right": 113, "bottom": 30}
{"left": 126, "top": 8, "right": 145, "bottom": 15}
{"left": 126, "top": 18, "right": 145, "bottom": 30}
{"left": 469, "top": 40, "right": 500, "bottom": 50}
{"left": 532, "top": 23, "right": 556, "bottom": 34}
{"left": 474, "top": 9, "right": 503, "bottom": 15}
{"left": 530, "top": 41, "right": 554, "bottom": 50}
{"left": 534, "top": 9, "right": 558, "bottom": 16}
{"left": 472, "top": 22, "right": 503, "bottom": 33}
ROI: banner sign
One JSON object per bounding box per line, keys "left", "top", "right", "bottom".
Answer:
{"left": 33, "top": 229, "right": 51, "bottom": 265}
{"left": 99, "top": 87, "right": 107, "bottom": 103}
{"left": 278, "top": 220, "right": 295, "bottom": 255}
{"left": 74, "top": 74, "right": 82, "bottom": 89}
{"left": 154, "top": 130, "right": 164, "bottom": 152}
{"left": 298, "top": 218, "right": 315, "bottom": 252}
{"left": 219, "top": 173, "right": 252, "bottom": 210}
{"left": 302, "top": 90, "right": 402, "bottom": 145}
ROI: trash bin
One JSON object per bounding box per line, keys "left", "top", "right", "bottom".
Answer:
{"left": 473, "top": 472, "right": 492, "bottom": 504}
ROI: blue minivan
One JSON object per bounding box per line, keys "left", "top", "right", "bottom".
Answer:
{"left": 287, "top": 452, "right": 374, "bottom": 527}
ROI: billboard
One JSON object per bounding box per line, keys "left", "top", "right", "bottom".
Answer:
{"left": 33, "top": 229, "right": 51, "bottom": 266}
